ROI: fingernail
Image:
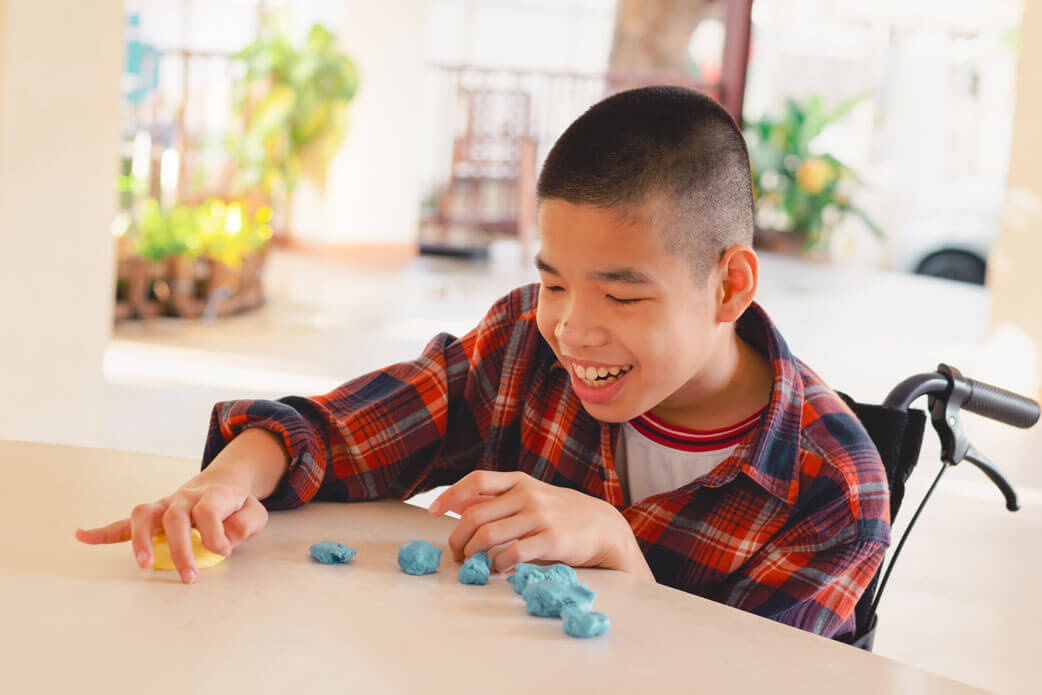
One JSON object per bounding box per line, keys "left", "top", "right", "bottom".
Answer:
{"left": 137, "top": 552, "right": 149, "bottom": 568}
{"left": 181, "top": 569, "right": 196, "bottom": 584}
{"left": 428, "top": 501, "right": 441, "bottom": 515}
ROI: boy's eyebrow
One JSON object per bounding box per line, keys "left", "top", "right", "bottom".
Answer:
{"left": 534, "top": 255, "right": 655, "bottom": 285}
{"left": 589, "top": 266, "right": 655, "bottom": 285}
{"left": 534, "top": 255, "right": 559, "bottom": 275}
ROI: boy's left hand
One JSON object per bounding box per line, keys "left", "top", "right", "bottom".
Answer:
{"left": 427, "top": 471, "right": 654, "bottom": 579}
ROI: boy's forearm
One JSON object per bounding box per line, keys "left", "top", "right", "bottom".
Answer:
{"left": 194, "top": 428, "right": 291, "bottom": 500}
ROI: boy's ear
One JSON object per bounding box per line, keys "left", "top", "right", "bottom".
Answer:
{"left": 714, "top": 244, "right": 759, "bottom": 323}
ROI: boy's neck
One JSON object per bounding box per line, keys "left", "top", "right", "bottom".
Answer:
{"left": 648, "top": 329, "right": 774, "bottom": 431}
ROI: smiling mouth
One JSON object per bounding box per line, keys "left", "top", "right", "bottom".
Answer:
{"left": 571, "top": 363, "right": 634, "bottom": 388}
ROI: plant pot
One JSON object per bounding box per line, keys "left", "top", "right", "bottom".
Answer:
{"left": 166, "top": 255, "right": 205, "bottom": 319}
{"left": 115, "top": 248, "right": 268, "bottom": 322}
{"left": 753, "top": 227, "right": 830, "bottom": 263}
{"left": 122, "top": 255, "right": 161, "bottom": 320}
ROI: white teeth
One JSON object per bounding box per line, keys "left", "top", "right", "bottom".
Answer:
{"left": 573, "top": 363, "right": 633, "bottom": 384}
{"left": 580, "top": 374, "right": 620, "bottom": 388}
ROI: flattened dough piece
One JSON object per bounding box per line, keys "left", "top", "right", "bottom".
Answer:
{"left": 508, "top": 562, "right": 579, "bottom": 595}
{"left": 522, "top": 579, "right": 596, "bottom": 617}
{"left": 309, "top": 541, "right": 357, "bottom": 564}
{"left": 561, "top": 607, "right": 610, "bottom": 638}
{"left": 151, "top": 528, "right": 227, "bottom": 570}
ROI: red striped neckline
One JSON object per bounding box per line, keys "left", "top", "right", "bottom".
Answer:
{"left": 629, "top": 407, "right": 765, "bottom": 452}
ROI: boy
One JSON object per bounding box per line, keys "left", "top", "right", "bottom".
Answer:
{"left": 77, "top": 87, "right": 889, "bottom": 640}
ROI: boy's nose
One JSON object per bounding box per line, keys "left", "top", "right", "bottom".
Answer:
{"left": 554, "top": 319, "right": 608, "bottom": 348}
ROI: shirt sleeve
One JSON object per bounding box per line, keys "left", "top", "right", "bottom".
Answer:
{"left": 715, "top": 404, "right": 892, "bottom": 638}
{"left": 199, "top": 288, "right": 525, "bottom": 511}
{"left": 717, "top": 535, "right": 887, "bottom": 638}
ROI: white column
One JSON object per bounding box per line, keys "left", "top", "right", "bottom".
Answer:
{"left": 0, "top": 0, "right": 123, "bottom": 446}
{"left": 988, "top": 0, "right": 1042, "bottom": 398}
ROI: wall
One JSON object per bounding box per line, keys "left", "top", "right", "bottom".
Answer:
{"left": 989, "top": 0, "right": 1042, "bottom": 395}
{"left": 0, "top": 0, "right": 122, "bottom": 446}
{"left": 291, "top": 0, "right": 429, "bottom": 251}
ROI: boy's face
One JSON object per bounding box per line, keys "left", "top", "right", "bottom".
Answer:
{"left": 535, "top": 197, "right": 726, "bottom": 423}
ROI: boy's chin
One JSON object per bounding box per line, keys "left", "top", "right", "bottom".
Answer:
{"left": 578, "top": 400, "right": 640, "bottom": 423}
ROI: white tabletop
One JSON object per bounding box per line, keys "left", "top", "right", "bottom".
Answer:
{"left": 1, "top": 440, "right": 983, "bottom": 694}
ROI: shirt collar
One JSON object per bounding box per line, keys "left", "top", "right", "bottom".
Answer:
{"left": 697, "top": 301, "right": 804, "bottom": 506}
{"left": 561, "top": 300, "right": 806, "bottom": 507}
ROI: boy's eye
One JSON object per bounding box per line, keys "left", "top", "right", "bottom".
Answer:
{"left": 608, "top": 295, "right": 645, "bottom": 305}
{"left": 541, "top": 285, "right": 643, "bottom": 304}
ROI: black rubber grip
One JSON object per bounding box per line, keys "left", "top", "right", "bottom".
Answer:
{"left": 964, "top": 378, "right": 1040, "bottom": 429}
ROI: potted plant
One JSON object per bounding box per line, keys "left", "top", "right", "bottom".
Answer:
{"left": 744, "top": 94, "right": 882, "bottom": 257}
{"left": 114, "top": 197, "right": 272, "bottom": 320}
{"left": 195, "top": 199, "right": 272, "bottom": 315}
{"left": 227, "top": 16, "right": 360, "bottom": 236}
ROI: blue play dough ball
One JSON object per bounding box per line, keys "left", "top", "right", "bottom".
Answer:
{"left": 458, "top": 551, "right": 493, "bottom": 585}
{"left": 508, "top": 562, "right": 579, "bottom": 595}
{"left": 398, "top": 540, "right": 442, "bottom": 575}
{"left": 522, "top": 579, "right": 596, "bottom": 617}
{"left": 561, "top": 607, "right": 610, "bottom": 638}
{"left": 309, "top": 541, "right": 357, "bottom": 564}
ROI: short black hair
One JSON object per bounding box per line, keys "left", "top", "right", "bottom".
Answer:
{"left": 536, "top": 86, "right": 754, "bottom": 283}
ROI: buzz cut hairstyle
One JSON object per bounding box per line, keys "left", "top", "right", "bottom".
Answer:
{"left": 536, "top": 86, "right": 755, "bottom": 284}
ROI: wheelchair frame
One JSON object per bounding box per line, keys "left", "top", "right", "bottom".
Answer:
{"left": 839, "top": 363, "right": 1040, "bottom": 651}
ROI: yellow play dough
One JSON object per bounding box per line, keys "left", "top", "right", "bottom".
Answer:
{"left": 150, "top": 528, "right": 227, "bottom": 570}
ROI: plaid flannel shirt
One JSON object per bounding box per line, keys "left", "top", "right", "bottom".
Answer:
{"left": 201, "top": 283, "right": 890, "bottom": 638}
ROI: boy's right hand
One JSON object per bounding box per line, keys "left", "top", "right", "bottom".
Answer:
{"left": 74, "top": 478, "right": 269, "bottom": 585}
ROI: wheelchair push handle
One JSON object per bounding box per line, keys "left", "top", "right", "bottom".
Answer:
{"left": 884, "top": 366, "right": 1040, "bottom": 429}
{"left": 962, "top": 377, "right": 1040, "bottom": 429}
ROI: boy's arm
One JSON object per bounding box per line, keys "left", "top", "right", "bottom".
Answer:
{"left": 716, "top": 535, "right": 887, "bottom": 638}
{"left": 194, "top": 428, "right": 289, "bottom": 499}
{"left": 716, "top": 389, "right": 892, "bottom": 638}
{"left": 199, "top": 288, "right": 529, "bottom": 511}
{"left": 712, "top": 458, "right": 890, "bottom": 639}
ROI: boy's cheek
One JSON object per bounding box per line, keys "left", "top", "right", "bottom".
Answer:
{"left": 535, "top": 315, "right": 559, "bottom": 350}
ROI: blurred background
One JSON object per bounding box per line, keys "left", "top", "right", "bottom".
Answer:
{"left": 1, "top": 1, "right": 1040, "bottom": 691}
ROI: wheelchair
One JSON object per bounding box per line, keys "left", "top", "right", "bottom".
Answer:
{"left": 835, "top": 364, "right": 1041, "bottom": 651}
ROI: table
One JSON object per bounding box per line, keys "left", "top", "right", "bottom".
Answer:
{"left": 1, "top": 440, "right": 984, "bottom": 694}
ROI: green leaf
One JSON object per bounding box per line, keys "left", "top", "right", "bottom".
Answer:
{"left": 797, "top": 95, "right": 827, "bottom": 151}
{"left": 248, "top": 84, "right": 297, "bottom": 135}
{"left": 825, "top": 91, "right": 869, "bottom": 126}
{"left": 307, "top": 24, "right": 336, "bottom": 53}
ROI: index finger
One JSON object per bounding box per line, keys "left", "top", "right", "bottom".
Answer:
{"left": 75, "top": 519, "right": 132, "bottom": 545}
{"left": 428, "top": 471, "right": 525, "bottom": 516}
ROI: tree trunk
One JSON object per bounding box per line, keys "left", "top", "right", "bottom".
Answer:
{"left": 609, "top": 0, "right": 721, "bottom": 72}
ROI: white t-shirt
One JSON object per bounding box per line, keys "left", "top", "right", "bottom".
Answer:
{"left": 613, "top": 409, "right": 765, "bottom": 506}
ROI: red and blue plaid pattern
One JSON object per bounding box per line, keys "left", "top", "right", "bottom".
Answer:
{"left": 202, "top": 283, "right": 889, "bottom": 638}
